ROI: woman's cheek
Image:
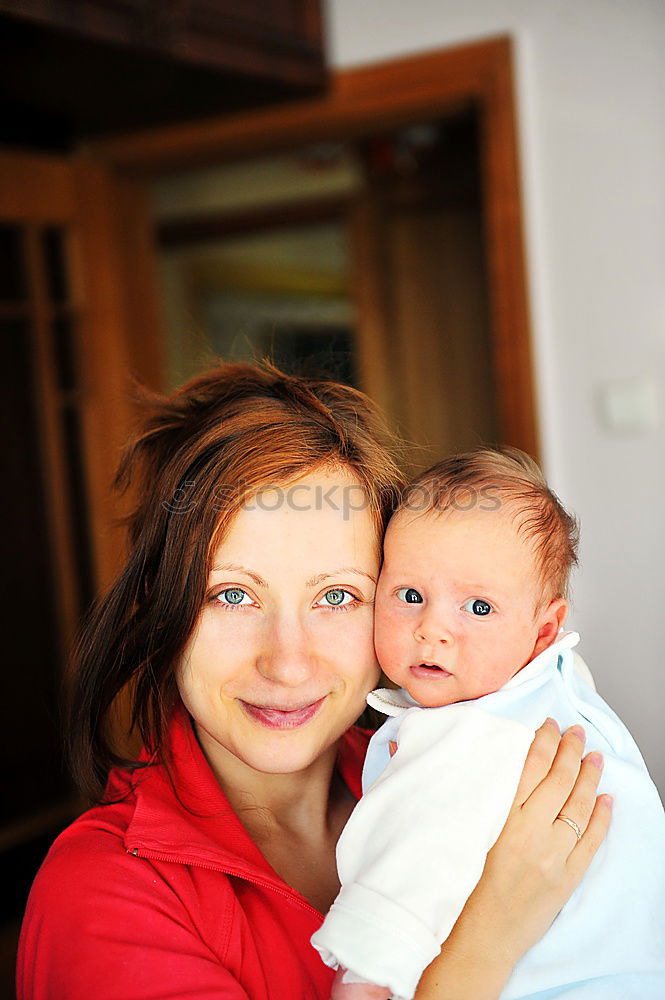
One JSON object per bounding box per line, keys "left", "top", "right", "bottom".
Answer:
{"left": 200, "top": 605, "right": 265, "bottom": 657}
{"left": 177, "top": 610, "right": 252, "bottom": 694}
{"left": 344, "top": 605, "right": 377, "bottom": 652}
{"left": 326, "top": 606, "right": 379, "bottom": 683}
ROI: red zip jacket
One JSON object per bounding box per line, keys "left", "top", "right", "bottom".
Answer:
{"left": 17, "top": 706, "right": 371, "bottom": 1000}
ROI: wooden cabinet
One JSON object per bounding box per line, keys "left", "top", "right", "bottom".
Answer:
{"left": 0, "top": 0, "right": 326, "bottom": 148}
{"left": 0, "top": 148, "right": 164, "bottom": 995}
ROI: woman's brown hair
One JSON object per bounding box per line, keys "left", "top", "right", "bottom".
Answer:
{"left": 69, "top": 361, "right": 406, "bottom": 802}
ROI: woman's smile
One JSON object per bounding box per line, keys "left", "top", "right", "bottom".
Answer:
{"left": 239, "top": 696, "right": 328, "bottom": 729}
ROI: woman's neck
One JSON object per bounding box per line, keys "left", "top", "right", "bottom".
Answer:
{"left": 195, "top": 725, "right": 343, "bottom": 839}
{"left": 192, "top": 723, "right": 357, "bottom": 911}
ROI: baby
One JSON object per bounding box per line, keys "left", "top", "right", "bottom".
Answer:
{"left": 311, "top": 448, "right": 665, "bottom": 1000}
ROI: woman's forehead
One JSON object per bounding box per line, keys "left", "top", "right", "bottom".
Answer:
{"left": 209, "top": 467, "right": 380, "bottom": 571}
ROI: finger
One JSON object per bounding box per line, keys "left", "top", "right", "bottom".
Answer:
{"left": 524, "top": 725, "right": 587, "bottom": 822}
{"left": 553, "top": 751, "right": 605, "bottom": 851}
{"left": 512, "top": 718, "right": 561, "bottom": 808}
{"left": 566, "top": 794, "right": 613, "bottom": 886}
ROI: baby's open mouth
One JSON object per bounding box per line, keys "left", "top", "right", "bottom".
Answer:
{"left": 409, "top": 663, "right": 453, "bottom": 679}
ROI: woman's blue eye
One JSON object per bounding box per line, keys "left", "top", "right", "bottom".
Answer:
{"left": 216, "top": 588, "right": 251, "bottom": 606}
{"left": 318, "top": 589, "right": 354, "bottom": 608}
{"left": 396, "top": 587, "right": 423, "bottom": 604}
{"left": 464, "top": 598, "right": 493, "bottom": 616}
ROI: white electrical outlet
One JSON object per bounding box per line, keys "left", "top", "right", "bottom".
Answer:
{"left": 598, "top": 375, "right": 660, "bottom": 432}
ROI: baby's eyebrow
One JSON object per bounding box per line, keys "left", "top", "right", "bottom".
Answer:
{"left": 452, "top": 580, "right": 503, "bottom": 597}
{"left": 307, "top": 568, "right": 377, "bottom": 587}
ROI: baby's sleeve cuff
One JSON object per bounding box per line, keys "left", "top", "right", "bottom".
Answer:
{"left": 310, "top": 881, "right": 440, "bottom": 1000}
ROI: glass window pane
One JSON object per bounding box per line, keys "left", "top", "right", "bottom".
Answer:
{"left": 52, "top": 315, "right": 76, "bottom": 392}
{"left": 61, "top": 405, "right": 95, "bottom": 611}
{"left": 42, "top": 226, "right": 69, "bottom": 303}
{"left": 0, "top": 224, "right": 27, "bottom": 301}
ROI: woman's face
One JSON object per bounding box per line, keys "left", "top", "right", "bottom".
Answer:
{"left": 177, "top": 467, "right": 381, "bottom": 780}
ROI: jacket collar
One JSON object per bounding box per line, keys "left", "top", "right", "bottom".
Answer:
{"left": 123, "top": 704, "right": 369, "bottom": 886}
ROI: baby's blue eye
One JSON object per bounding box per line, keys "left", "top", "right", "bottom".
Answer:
{"left": 318, "top": 589, "right": 354, "bottom": 607}
{"left": 216, "top": 588, "right": 251, "bottom": 606}
{"left": 463, "top": 598, "right": 493, "bottom": 616}
{"left": 396, "top": 587, "right": 423, "bottom": 604}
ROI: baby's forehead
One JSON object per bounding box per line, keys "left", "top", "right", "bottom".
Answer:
{"left": 387, "top": 502, "right": 526, "bottom": 539}
{"left": 385, "top": 504, "right": 542, "bottom": 573}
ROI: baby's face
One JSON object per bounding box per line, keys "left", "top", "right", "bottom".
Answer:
{"left": 374, "top": 506, "right": 562, "bottom": 707}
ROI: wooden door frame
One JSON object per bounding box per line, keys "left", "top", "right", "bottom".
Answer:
{"left": 89, "top": 34, "right": 538, "bottom": 456}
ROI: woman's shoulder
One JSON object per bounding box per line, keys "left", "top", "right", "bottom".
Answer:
{"left": 21, "top": 784, "right": 174, "bottom": 936}
{"left": 33, "top": 797, "right": 136, "bottom": 875}
{"left": 22, "top": 756, "right": 239, "bottom": 913}
{"left": 17, "top": 778, "right": 240, "bottom": 999}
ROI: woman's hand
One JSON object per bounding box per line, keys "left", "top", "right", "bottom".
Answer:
{"left": 474, "top": 719, "right": 611, "bottom": 962}
{"left": 415, "top": 720, "right": 612, "bottom": 1000}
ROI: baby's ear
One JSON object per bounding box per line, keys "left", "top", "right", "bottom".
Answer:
{"left": 531, "top": 598, "right": 568, "bottom": 659}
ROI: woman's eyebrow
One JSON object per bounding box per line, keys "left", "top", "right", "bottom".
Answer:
{"left": 210, "top": 563, "right": 267, "bottom": 588}
{"left": 307, "top": 568, "right": 377, "bottom": 587}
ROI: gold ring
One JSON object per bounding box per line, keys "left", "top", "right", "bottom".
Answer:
{"left": 555, "top": 814, "right": 582, "bottom": 841}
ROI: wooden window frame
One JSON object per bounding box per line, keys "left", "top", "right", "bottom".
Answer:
{"left": 91, "top": 34, "right": 538, "bottom": 456}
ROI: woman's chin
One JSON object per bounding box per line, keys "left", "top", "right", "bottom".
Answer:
{"left": 233, "top": 731, "right": 338, "bottom": 776}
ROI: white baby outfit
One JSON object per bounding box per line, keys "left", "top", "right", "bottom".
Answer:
{"left": 311, "top": 632, "right": 665, "bottom": 999}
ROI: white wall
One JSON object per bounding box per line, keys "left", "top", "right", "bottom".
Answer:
{"left": 327, "top": 0, "right": 665, "bottom": 794}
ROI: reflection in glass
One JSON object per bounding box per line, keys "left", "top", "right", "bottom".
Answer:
{"left": 42, "top": 227, "right": 68, "bottom": 303}
{"left": 0, "top": 224, "right": 27, "bottom": 301}
{"left": 61, "top": 405, "right": 95, "bottom": 610}
{"left": 52, "top": 316, "right": 76, "bottom": 392}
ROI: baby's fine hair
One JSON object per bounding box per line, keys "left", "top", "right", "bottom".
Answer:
{"left": 399, "top": 446, "right": 579, "bottom": 604}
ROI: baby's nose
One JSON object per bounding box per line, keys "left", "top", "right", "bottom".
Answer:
{"left": 414, "top": 611, "right": 453, "bottom": 645}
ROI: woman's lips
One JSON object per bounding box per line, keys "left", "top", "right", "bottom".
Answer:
{"left": 409, "top": 664, "right": 453, "bottom": 680}
{"left": 239, "top": 696, "right": 327, "bottom": 729}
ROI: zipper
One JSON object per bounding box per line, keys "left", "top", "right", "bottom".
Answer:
{"left": 127, "top": 845, "right": 323, "bottom": 921}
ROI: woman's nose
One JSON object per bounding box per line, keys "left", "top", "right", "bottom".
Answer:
{"left": 257, "top": 615, "right": 314, "bottom": 686}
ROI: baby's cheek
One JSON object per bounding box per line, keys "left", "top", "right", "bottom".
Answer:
{"left": 483, "top": 656, "right": 521, "bottom": 691}
{"left": 374, "top": 611, "right": 405, "bottom": 672}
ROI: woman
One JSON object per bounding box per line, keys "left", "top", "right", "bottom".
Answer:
{"left": 17, "top": 362, "right": 611, "bottom": 999}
